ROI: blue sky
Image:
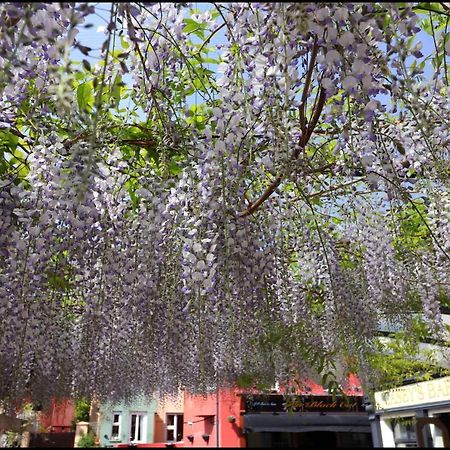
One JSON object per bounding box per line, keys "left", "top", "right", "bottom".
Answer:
{"left": 73, "top": 3, "right": 438, "bottom": 65}
{"left": 72, "top": 3, "right": 441, "bottom": 115}
{"left": 72, "top": 2, "right": 223, "bottom": 63}
{"left": 72, "top": 3, "right": 224, "bottom": 115}
{"left": 71, "top": 3, "right": 114, "bottom": 63}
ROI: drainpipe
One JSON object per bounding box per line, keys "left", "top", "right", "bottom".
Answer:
{"left": 216, "top": 380, "right": 220, "bottom": 448}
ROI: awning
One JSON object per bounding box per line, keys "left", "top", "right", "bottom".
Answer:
{"left": 244, "top": 412, "right": 371, "bottom": 433}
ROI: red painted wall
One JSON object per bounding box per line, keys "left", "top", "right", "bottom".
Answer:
{"left": 183, "top": 389, "right": 244, "bottom": 448}
{"left": 38, "top": 398, "right": 75, "bottom": 432}
{"left": 219, "top": 389, "right": 246, "bottom": 448}
{"left": 181, "top": 374, "right": 364, "bottom": 448}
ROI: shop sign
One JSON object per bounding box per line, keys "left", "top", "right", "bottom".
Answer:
{"left": 375, "top": 376, "right": 450, "bottom": 410}
{"left": 244, "top": 394, "right": 365, "bottom": 413}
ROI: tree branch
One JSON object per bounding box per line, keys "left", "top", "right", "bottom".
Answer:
{"left": 238, "top": 87, "right": 327, "bottom": 218}
{"left": 238, "top": 161, "right": 334, "bottom": 218}
{"left": 299, "top": 36, "right": 319, "bottom": 132}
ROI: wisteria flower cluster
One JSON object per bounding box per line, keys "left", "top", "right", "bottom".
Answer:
{"left": 0, "top": 2, "right": 449, "bottom": 410}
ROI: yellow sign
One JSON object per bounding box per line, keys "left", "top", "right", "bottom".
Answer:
{"left": 375, "top": 376, "right": 450, "bottom": 410}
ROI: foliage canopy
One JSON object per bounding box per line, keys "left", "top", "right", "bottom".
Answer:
{"left": 0, "top": 2, "right": 449, "bottom": 409}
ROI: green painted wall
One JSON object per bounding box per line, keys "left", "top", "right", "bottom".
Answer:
{"left": 98, "top": 396, "right": 157, "bottom": 447}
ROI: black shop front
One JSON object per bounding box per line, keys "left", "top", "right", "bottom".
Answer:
{"left": 242, "top": 394, "right": 372, "bottom": 448}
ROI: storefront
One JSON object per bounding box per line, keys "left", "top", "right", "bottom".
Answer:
{"left": 242, "top": 393, "right": 372, "bottom": 448}
{"left": 374, "top": 376, "right": 450, "bottom": 447}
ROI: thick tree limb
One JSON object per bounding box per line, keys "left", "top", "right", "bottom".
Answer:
{"left": 238, "top": 160, "right": 333, "bottom": 218}
{"left": 238, "top": 88, "right": 327, "bottom": 218}
{"left": 299, "top": 36, "right": 319, "bottom": 132}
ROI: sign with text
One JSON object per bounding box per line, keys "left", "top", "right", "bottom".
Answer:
{"left": 375, "top": 376, "right": 450, "bottom": 411}
{"left": 244, "top": 394, "right": 365, "bottom": 413}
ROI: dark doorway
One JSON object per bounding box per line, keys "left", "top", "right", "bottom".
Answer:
{"left": 29, "top": 432, "right": 75, "bottom": 448}
{"left": 298, "top": 431, "right": 336, "bottom": 447}
{"left": 246, "top": 431, "right": 372, "bottom": 448}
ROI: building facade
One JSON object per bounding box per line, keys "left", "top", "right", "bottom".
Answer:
{"left": 242, "top": 375, "right": 371, "bottom": 448}
{"left": 182, "top": 374, "right": 371, "bottom": 448}
{"left": 374, "top": 375, "right": 450, "bottom": 447}
{"left": 153, "top": 391, "right": 185, "bottom": 445}
{"left": 97, "top": 396, "right": 158, "bottom": 447}
{"left": 93, "top": 374, "right": 371, "bottom": 448}
{"left": 182, "top": 388, "right": 244, "bottom": 448}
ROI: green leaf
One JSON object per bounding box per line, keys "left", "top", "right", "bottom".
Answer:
{"left": 199, "top": 56, "right": 220, "bottom": 64}
{"left": 77, "top": 82, "right": 94, "bottom": 113}
{"left": 183, "top": 18, "right": 205, "bottom": 34}
{"left": 75, "top": 70, "right": 85, "bottom": 81}
{"left": 210, "top": 9, "right": 221, "bottom": 20}
{"left": 111, "top": 75, "right": 123, "bottom": 106}
{"left": 0, "top": 130, "right": 19, "bottom": 147}
{"left": 168, "top": 160, "right": 181, "bottom": 175}
{"left": 120, "top": 36, "right": 130, "bottom": 50}
{"left": 47, "top": 271, "right": 71, "bottom": 291}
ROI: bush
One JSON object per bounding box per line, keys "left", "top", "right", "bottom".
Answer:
{"left": 75, "top": 398, "right": 91, "bottom": 423}
{"left": 77, "top": 430, "right": 97, "bottom": 448}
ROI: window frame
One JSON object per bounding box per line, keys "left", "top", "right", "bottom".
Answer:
{"left": 392, "top": 417, "right": 417, "bottom": 448}
{"left": 129, "top": 412, "right": 147, "bottom": 444}
{"left": 111, "top": 411, "right": 122, "bottom": 442}
{"left": 166, "top": 413, "right": 184, "bottom": 442}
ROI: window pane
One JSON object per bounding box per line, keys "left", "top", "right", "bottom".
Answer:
{"left": 112, "top": 425, "right": 119, "bottom": 438}
{"left": 137, "top": 415, "right": 142, "bottom": 441}
{"left": 394, "top": 421, "right": 416, "bottom": 440}
{"left": 114, "top": 414, "right": 120, "bottom": 423}
{"left": 176, "top": 415, "right": 184, "bottom": 441}
{"left": 131, "top": 414, "right": 136, "bottom": 441}
{"left": 167, "top": 414, "right": 174, "bottom": 426}
{"left": 167, "top": 430, "right": 175, "bottom": 441}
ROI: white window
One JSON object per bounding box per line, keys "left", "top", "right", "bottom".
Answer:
{"left": 393, "top": 417, "right": 417, "bottom": 447}
{"left": 129, "top": 412, "right": 147, "bottom": 443}
{"left": 111, "top": 412, "right": 122, "bottom": 441}
{"left": 166, "top": 413, "right": 184, "bottom": 442}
